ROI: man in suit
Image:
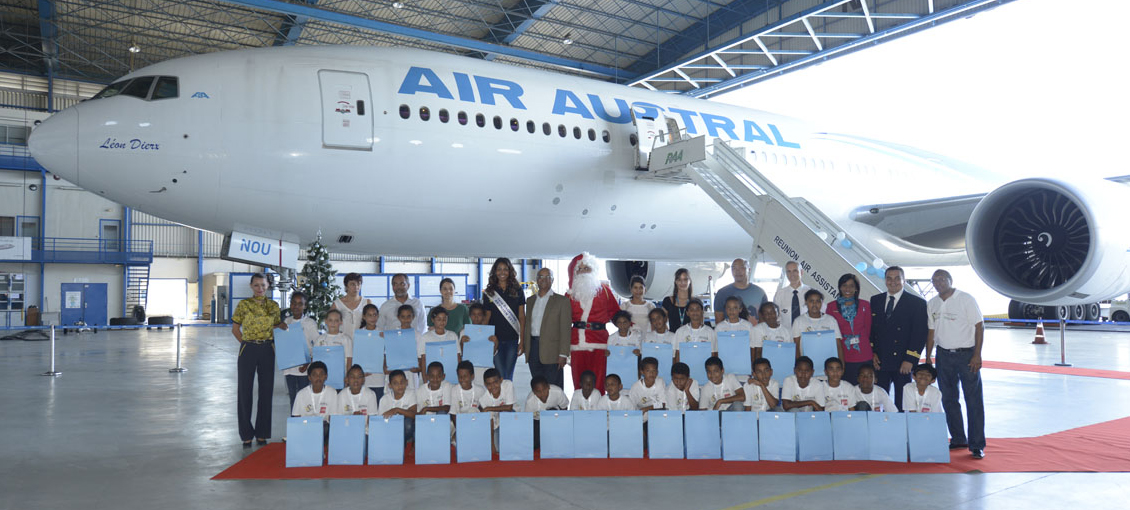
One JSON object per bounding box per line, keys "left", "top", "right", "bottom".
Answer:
{"left": 522, "top": 267, "right": 572, "bottom": 388}
{"left": 869, "top": 266, "right": 927, "bottom": 411}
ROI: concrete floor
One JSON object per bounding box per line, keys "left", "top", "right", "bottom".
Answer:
{"left": 1, "top": 325, "right": 1128, "bottom": 509}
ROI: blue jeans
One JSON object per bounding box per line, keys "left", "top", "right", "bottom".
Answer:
{"left": 936, "top": 347, "right": 985, "bottom": 450}
{"left": 494, "top": 341, "right": 519, "bottom": 380}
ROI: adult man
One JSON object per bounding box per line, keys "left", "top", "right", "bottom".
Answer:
{"left": 925, "top": 269, "right": 986, "bottom": 460}
{"left": 868, "top": 266, "right": 927, "bottom": 411}
{"left": 714, "top": 258, "right": 767, "bottom": 324}
{"left": 522, "top": 268, "right": 571, "bottom": 388}
{"left": 567, "top": 252, "right": 619, "bottom": 392}
{"left": 375, "top": 273, "right": 425, "bottom": 336}
{"left": 772, "top": 261, "right": 811, "bottom": 325}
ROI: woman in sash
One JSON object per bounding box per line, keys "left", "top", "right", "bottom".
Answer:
{"left": 483, "top": 257, "right": 526, "bottom": 380}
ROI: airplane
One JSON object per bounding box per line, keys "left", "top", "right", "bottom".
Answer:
{"left": 26, "top": 45, "right": 1130, "bottom": 319}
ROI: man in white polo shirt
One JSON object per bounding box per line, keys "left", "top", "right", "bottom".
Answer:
{"left": 925, "top": 269, "right": 985, "bottom": 460}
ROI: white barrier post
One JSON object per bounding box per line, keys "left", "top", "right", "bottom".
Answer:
{"left": 170, "top": 323, "right": 188, "bottom": 373}
{"left": 1055, "top": 318, "right": 1071, "bottom": 367}
{"left": 41, "top": 325, "right": 62, "bottom": 377}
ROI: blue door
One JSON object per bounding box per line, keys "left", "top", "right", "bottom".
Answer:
{"left": 60, "top": 283, "right": 108, "bottom": 326}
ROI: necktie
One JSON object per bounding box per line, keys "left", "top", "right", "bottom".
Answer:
{"left": 791, "top": 289, "right": 800, "bottom": 324}
{"left": 885, "top": 295, "right": 895, "bottom": 319}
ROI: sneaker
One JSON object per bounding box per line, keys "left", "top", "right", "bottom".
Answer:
{"left": 971, "top": 449, "right": 985, "bottom": 459}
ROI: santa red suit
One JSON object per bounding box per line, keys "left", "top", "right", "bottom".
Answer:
{"left": 566, "top": 253, "right": 620, "bottom": 392}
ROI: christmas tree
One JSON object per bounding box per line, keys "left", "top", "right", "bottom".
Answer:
{"left": 298, "top": 237, "right": 341, "bottom": 324}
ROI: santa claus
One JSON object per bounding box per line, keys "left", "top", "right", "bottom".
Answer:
{"left": 567, "top": 252, "right": 620, "bottom": 392}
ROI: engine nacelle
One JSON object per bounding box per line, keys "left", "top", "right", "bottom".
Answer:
{"left": 606, "top": 261, "right": 728, "bottom": 301}
{"left": 966, "top": 177, "right": 1130, "bottom": 305}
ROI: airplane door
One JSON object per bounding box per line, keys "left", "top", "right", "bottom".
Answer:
{"left": 631, "top": 110, "right": 661, "bottom": 170}
{"left": 318, "top": 70, "right": 373, "bottom": 150}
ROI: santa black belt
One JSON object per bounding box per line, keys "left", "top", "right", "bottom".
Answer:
{"left": 572, "top": 321, "right": 605, "bottom": 330}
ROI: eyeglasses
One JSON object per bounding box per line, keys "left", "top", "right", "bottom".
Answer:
{"left": 536, "top": 275, "right": 552, "bottom": 280}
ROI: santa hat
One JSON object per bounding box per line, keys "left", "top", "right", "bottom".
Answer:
{"left": 567, "top": 252, "right": 598, "bottom": 288}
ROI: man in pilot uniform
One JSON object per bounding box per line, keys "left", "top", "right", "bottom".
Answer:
{"left": 869, "top": 266, "right": 928, "bottom": 411}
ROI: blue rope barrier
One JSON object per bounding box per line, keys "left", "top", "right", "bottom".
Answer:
{"left": 0, "top": 323, "right": 231, "bottom": 332}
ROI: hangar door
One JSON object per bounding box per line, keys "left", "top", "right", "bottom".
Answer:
{"left": 318, "top": 70, "right": 373, "bottom": 150}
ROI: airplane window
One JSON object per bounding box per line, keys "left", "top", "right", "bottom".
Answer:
{"left": 573, "top": 126, "right": 581, "bottom": 139}
{"left": 150, "top": 76, "right": 178, "bottom": 100}
{"left": 587, "top": 128, "right": 596, "bottom": 141}
{"left": 493, "top": 116, "right": 502, "bottom": 129}
{"left": 120, "top": 77, "right": 155, "bottom": 99}
{"left": 438, "top": 109, "right": 449, "bottom": 123}
{"left": 558, "top": 124, "right": 566, "bottom": 137}
{"left": 458, "top": 111, "right": 468, "bottom": 125}
{"left": 771, "top": 154, "right": 778, "bottom": 164}
{"left": 542, "top": 122, "right": 551, "bottom": 135}
{"left": 629, "top": 133, "right": 638, "bottom": 146}
{"left": 602, "top": 130, "right": 610, "bottom": 143}
{"left": 399, "top": 105, "right": 410, "bottom": 119}
{"left": 510, "top": 118, "right": 519, "bottom": 132}
{"left": 790, "top": 155, "right": 798, "bottom": 167}
{"left": 92, "top": 79, "right": 132, "bottom": 100}
{"left": 476, "top": 113, "right": 485, "bottom": 127}
{"left": 419, "top": 106, "right": 430, "bottom": 121}
{"left": 526, "top": 120, "right": 535, "bottom": 133}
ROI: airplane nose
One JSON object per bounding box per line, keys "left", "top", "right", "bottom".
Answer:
{"left": 28, "top": 107, "right": 79, "bottom": 185}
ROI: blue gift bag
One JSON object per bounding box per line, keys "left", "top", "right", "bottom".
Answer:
{"left": 367, "top": 415, "right": 405, "bottom": 465}
{"left": 641, "top": 343, "right": 673, "bottom": 381}
{"left": 540, "top": 411, "right": 575, "bottom": 459}
{"left": 796, "top": 412, "right": 834, "bottom": 461}
{"left": 327, "top": 415, "right": 366, "bottom": 465}
{"left": 762, "top": 340, "right": 795, "bottom": 384}
{"left": 312, "top": 345, "right": 346, "bottom": 390}
{"left": 573, "top": 410, "right": 608, "bottom": 459}
{"left": 718, "top": 331, "right": 752, "bottom": 375}
{"left": 285, "top": 416, "right": 324, "bottom": 468}
{"left": 383, "top": 329, "right": 418, "bottom": 370}
{"left": 721, "top": 411, "right": 758, "bottom": 461}
{"left": 800, "top": 331, "right": 838, "bottom": 377}
{"left": 831, "top": 411, "right": 870, "bottom": 460}
{"left": 499, "top": 412, "right": 534, "bottom": 461}
{"left": 414, "top": 415, "right": 451, "bottom": 465}
{"left": 868, "top": 412, "right": 908, "bottom": 462}
{"left": 425, "top": 341, "right": 460, "bottom": 384}
{"left": 455, "top": 413, "right": 492, "bottom": 463}
{"left": 646, "top": 410, "right": 684, "bottom": 459}
{"left": 907, "top": 412, "right": 950, "bottom": 463}
{"left": 608, "top": 411, "right": 644, "bottom": 458}
{"left": 679, "top": 341, "right": 712, "bottom": 383}
{"left": 462, "top": 340, "right": 494, "bottom": 368}
{"left": 758, "top": 412, "right": 797, "bottom": 462}
{"left": 685, "top": 410, "right": 722, "bottom": 459}
{"left": 606, "top": 345, "right": 639, "bottom": 384}
{"left": 462, "top": 324, "right": 495, "bottom": 343}
{"left": 274, "top": 327, "right": 310, "bottom": 370}
{"left": 351, "top": 330, "right": 385, "bottom": 376}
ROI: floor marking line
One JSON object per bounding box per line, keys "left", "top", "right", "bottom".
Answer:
{"left": 718, "top": 474, "right": 883, "bottom": 510}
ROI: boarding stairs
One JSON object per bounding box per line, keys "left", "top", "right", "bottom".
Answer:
{"left": 636, "top": 132, "right": 887, "bottom": 299}
{"left": 125, "top": 264, "right": 150, "bottom": 316}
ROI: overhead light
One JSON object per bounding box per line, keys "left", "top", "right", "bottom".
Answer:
{"left": 562, "top": 33, "right": 573, "bottom": 45}
{"left": 393, "top": 1, "right": 404, "bottom": 8}
{"left": 128, "top": 45, "right": 140, "bottom": 53}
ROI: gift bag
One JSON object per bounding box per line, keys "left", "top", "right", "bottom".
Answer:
{"left": 831, "top": 411, "right": 869, "bottom": 461}
{"left": 679, "top": 341, "right": 712, "bottom": 383}
{"left": 455, "top": 413, "right": 492, "bottom": 463}
{"left": 868, "top": 412, "right": 908, "bottom": 462}
{"left": 800, "top": 331, "right": 838, "bottom": 377}
{"left": 285, "top": 416, "right": 324, "bottom": 468}
{"left": 462, "top": 340, "right": 494, "bottom": 368}
{"left": 573, "top": 410, "right": 608, "bottom": 459}
{"left": 383, "top": 329, "right": 418, "bottom": 370}
{"left": 274, "top": 327, "right": 310, "bottom": 370}
{"left": 351, "top": 329, "right": 385, "bottom": 376}
{"left": 721, "top": 411, "right": 758, "bottom": 461}
{"left": 540, "top": 411, "right": 575, "bottom": 459}
{"left": 762, "top": 340, "right": 795, "bottom": 384}
{"left": 367, "top": 415, "right": 405, "bottom": 465}
{"left": 907, "top": 412, "right": 950, "bottom": 463}
{"left": 608, "top": 411, "right": 644, "bottom": 458}
{"left": 718, "top": 331, "right": 752, "bottom": 375}
{"left": 499, "top": 412, "right": 534, "bottom": 461}
{"left": 425, "top": 341, "right": 460, "bottom": 384}
{"left": 606, "top": 345, "right": 639, "bottom": 384}
{"left": 796, "top": 412, "right": 833, "bottom": 461}
{"left": 684, "top": 410, "right": 722, "bottom": 460}
{"left": 312, "top": 345, "right": 346, "bottom": 390}
{"left": 414, "top": 414, "right": 452, "bottom": 465}
{"left": 758, "top": 411, "right": 797, "bottom": 462}
{"left": 646, "top": 410, "right": 684, "bottom": 459}
{"left": 641, "top": 343, "right": 674, "bottom": 381}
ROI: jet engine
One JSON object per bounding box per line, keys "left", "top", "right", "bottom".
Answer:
{"left": 606, "top": 261, "right": 729, "bottom": 301}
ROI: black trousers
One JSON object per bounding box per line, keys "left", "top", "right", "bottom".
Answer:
{"left": 875, "top": 369, "right": 911, "bottom": 411}
{"left": 527, "top": 336, "right": 564, "bottom": 388}
{"left": 237, "top": 341, "right": 275, "bottom": 441}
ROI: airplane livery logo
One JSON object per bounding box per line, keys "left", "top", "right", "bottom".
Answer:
{"left": 191, "top": 92, "right": 209, "bottom": 99}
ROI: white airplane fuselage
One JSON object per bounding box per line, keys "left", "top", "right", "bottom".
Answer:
{"left": 30, "top": 46, "right": 995, "bottom": 264}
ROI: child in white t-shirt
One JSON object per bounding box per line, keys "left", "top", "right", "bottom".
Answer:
{"left": 607, "top": 310, "right": 643, "bottom": 353}
{"left": 629, "top": 357, "right": 667, "bottom": 415}
{"left": 822, "top": 357, "right": 858, "bottom": 412}
{"left": 292, "top": 361, "right": 339, "bottom": 422}
{"left": 621, "top": 275, "right": 656, "bottom": 335}
{"left": 450, "top": 361, "right": 486, "bottom": 415}
{"left": 716, "top": 295, "right": 758, "bottom": 378}
{"left": 855, "top": 364, "right": 897, "bottom": 412}
{"left": 316, "top": 309, "right": 354, "bottom": 375}
{"left": 478, "top": 368, "right": 516, "bottom": 429}
{"left": 751, "top": 302, "right": 792, "bottom": 357}
{"left": 744, "top": 357, "right": 781, "bottom": 412}
{"left": 700, "top": 356, "right": 745, "bottom": 411}
{"left": 665, "top": 362, "right": 700, "bottom": 411}
{"left": 643, "top": 308, "right": 676, "bottom": 347}
{"left": 524, "top": 375, "right": 569, "bottom": 450}
{"left": 462, "top": 303, "right": 499, "bottom": 385}
{"left": 791, "top": 289, "right": 842, "bottom": 359}
{"left": 417, "top": 307, "right": 458, "bottom": 374}
{"left": 782, "top": 356, "right": 826, "bottom": 412}
{"left": 597, "top": 374, "right": 637, "bottom": 411}
{"left": 356, "top": 303, "right": 385, "bottom": 399}
{"left": 675, "top": 299, "right": 717, "bottom": 359}
{"left": 338, "top": 364, "right": 379, "bottom": 416}
{"left": 377, "top": 370, "right": 417, "bottom": 444}
{"left": 416, "top": 362, "right": 453, "bottom": 415}
{"left": 569, "top": 370, "right": 602, "bottom": 411}
{"left": 903, "top": 364, "right": 943, "bottom": 413}
{"left": 282, "top": 292, "right": 320, "bottom": 409}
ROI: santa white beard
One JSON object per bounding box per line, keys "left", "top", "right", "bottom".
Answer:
{"left": 570, "top": 271, "right": 601, "bottom": 305}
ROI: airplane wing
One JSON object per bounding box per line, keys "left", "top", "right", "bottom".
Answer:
{"left": 849, "top": 193, "right": 984, "bottom": 250}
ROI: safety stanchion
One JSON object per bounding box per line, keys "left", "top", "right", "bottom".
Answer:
{"left": 1032, "top": 319, "right": 1047, "bottom": 344}
{"left": 40, "top": 325, "right": 62, "bottom": 377}
{"left": 1055, "top": 318, "right": 1072, "bottom": 367}
{"left": 169, "top": 323, "right": 188, "bottom": 373}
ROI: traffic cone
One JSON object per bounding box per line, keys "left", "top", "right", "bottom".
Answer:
{"left": 1032, "top": 320, "right": 1048, "bottom": 344}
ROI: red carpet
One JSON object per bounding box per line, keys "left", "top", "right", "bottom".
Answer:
{"left": 981, "top": 361, "right": 1130, "bottom": 380}
{"left": 213, "top": 416, "right": 1130, "bottom": 480}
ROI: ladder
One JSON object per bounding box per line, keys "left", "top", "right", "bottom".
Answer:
{"left": 639, "top": 134, "right": 887, "bottom": 299}
{"left": 125, "top": 264, "right": 150, "bottom": 315}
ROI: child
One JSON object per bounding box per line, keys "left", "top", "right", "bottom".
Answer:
{"left": 781, "top": 356, "right": 826, "bottom": 412}
{"left": 357, "top": 303, "right": 385, "bottom": 399}
{"left": 744, "top": 357, "right": 780, "bottom": 412}
{"left": 524, "top": 375, "right": 568, "bottom": 449}
{"left": 855, "top": 364, "right": 897, "bottom": 412}
{"left": 642, "top": 308, "right": 675, "bottom": 347}
{"left": 751, "top": 302, "right": 793, "bottom": 353}
{"left": 377, "top": 370, "right": 417, "bottom": 444}
{"left": 282, "top": 292, "right": 319, "bottom": 410}
{"left": 700, "top": 356, "right": 745, "bottom": 411}
{"left": 315, "top": 308, "right": 353, "bottom": 376}
{"left": 674, "top": 299, "right": 716, "bottom": 361}
{"left": 418, "top": 307, "right": 459, "bottom": 374}
{"left": 569, "top": 370, "right": 602, "bottom": 411}
{"left": 791, "top": 290, "right": 842, "bottom": 359}
{"left": 822, "top": 357, "right": 857, "bottom": 412}
{"left": 597, "top": 374, "right": 637, "bottom": 411}
{"left": 338, "top": 364, "right": 379, "bottom": 415}
{"left": 461, "top": 303, "right": 499, "bottom": 384}
{"left": 607, "top": 310, "right": 642, "bottom": 353}
{"left": 450, "top": 360, "right": 486, "bottom": 415}
{"left": 479, "top": 368, "right": 516, "bottom": 450}
{"left": 903, "top": 364, "right": 943, "bottom": 413}
{"left": 291, "top": 361, "right": 339, "bottom": 421}
{"left": 621, "top": 275, "right": 655, "bottom": 335}
{"left": 715, "top": 295, "right": 758, "bottom": 378}
{"left": 629, "top": 357, "right": 667, "bottom": 413}
{"left": 665, "top": 362, "right": 700, "bottom": 411}
{"left": 416, "top": 362, "right": 453, "bottom": 415}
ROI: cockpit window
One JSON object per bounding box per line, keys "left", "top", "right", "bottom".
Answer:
{"left": 119, "top": 77, "right": 155, "bottom": 99}
{"left": 151, "top": 77, "right": 179, "bottom": 100}
{"left": 92, "top": 80, "right": 132, "bottom": 100}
